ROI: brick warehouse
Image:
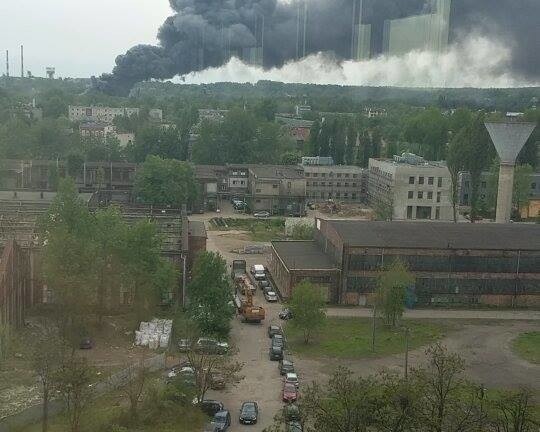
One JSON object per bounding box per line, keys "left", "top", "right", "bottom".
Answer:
{"left": 269, "top": 219, "right": 540, "bottom": 307}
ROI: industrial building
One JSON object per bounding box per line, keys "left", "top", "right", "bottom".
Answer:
{"left": 303, "top": 163, "right": 367, "bottom": 203}
{"left": 382, "top": 0, "right": 451, "bottom": 56}
{"left": 269, "top": 218, "right": 540, "bottom": 307}
{"left": 368, "top": 153, "right": 453, "bottom": 221}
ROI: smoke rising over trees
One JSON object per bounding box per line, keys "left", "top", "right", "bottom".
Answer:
{"left": 99, "top": 0, "right": 540, "bottom": 94}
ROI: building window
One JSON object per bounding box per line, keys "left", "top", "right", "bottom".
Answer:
{"left": 287, "top": 182, "right": 291, "bottom": 189}
{"left": 337, "top": 173, "right": 342, "bottom": 178}
{"left": 321, "top": 173, "right": 326, "bottom": 178}
{"left": 409, "top": 176, "right": 415, "bottom": 184}
{"left": 428, "top": 191, "right": 433, "bottom": 200}
{"left": 344, "top": 183, "right": 349, "bottom": 187}
{"left": 313, "top": 182, "right": 318, "bottom": 186}
{"left": 337, "top": 182, "right": 341, "bottom": 187}
{"left": 256, "top": 189, "right": 261, "bottom": 193}
{"left": 313, "top": 173, "right": 318, "bottom": 177}
{"left": 531, "top": 183, "right": 536, "bottom": 190}
{"left": 306, "top": 181, "right": 310, "bottom": 186}
{"left": 329, "top": 172, "right": 334, "bottom": 177}
{"left": 344, "top": 192, "right": 349, "bottom": 198}
{"left": 352, "top": 183, "right": 357, "bottom": 187}
{"left": 435, "top": 207, "right": 441, "bottom": 220}
{"left": 256, "top": 199, "right": 261, "bottom": 203}
{"left": 328, "top": 193, "right": 332, "bottom": 199}
{"left": 437, "top": 191, "right": 441, "bottom": 203}
{"left": 353, "top": 174, "right": 358, "bottom": 178}
{"left": 305, "top": 172, "right": 310, "bottom": 177}
{"left": 428, "top": 177, "right": 434, "bottom": 185}
{"left": 418, "top": 191, "right": 424, "bottom": 199}
{"left": 438, "top": 177, "right": 443, "bottom": 187}
{"left": 336, "top": 192, "right": 341, "bottom": 198}
{"left": 328, "top": 182, "right": 333, "bottom": 187}
{"left": 320, "top": 182, "right": 326, "bottom": 187}
{"left": 273, "top": 184, "right": 278, "bottom": 189}
{"left": 345, "top": 174, "right": 350, "bottom": 178}
{"left": 408, "top": 191, "right": 414, "bottom": 199}
{"left": 407, "top": 206, "right": 413, "bottom": 219}
{"left": 352, "top": 193, "right": 357, "bottom": 200}
{"left": 419, "top": 176, "right": 425, "bottom": 185}
{"left": 481, "top": 181, "right": 487, "bottom": 189}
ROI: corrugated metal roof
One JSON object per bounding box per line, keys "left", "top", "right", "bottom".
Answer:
{"left": 327, "top": 220, "right": 540, "bottom": 251}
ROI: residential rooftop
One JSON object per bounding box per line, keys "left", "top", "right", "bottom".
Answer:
{"left": 249, "top": 165, "right": 304, "bottom": 180}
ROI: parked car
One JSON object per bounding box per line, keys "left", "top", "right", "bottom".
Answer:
{"left": 269, "top": 345, "right": 284, "bottom": 361}
{"left": 279, "top": 308, "right": 293, "bottom": 320}
{"left": 196, "top": 338, "right": 229, "bottom": 354}
{"left": 254, "top": 211, "right": 270, "bottom": 219}
{"left": 204, "top": 410, "right": 231, "bottom": 431}
{"left": 239, "top": 401, "right": 259, "bottom": 425}
{"left": 268, "top": 325, "right": 283, "bottom": 338}
{"left": 166, "top": 364, "right": 196, "bottom": 386}
{"left": 79, "top": 337, "right": 94, "bottom": 350}
{"left": 279, "top": 359, "right": 295, "bottom": 375}
{"left": 272, "top": 334, "right": 285, "bottom": 349}
{"left": 263, "top": 286, "right": 273, "bottom": 296}
{"left": 178, "top": 338, "right": 191, "bottom": 352}
{"left": 288, "top": 420, "right": 303, "bottom": 432}
{"left": 283, "top": 404, "right": 301, "bottom": 421}
{"left": 200, "top": 400, "right": 225, "bottom": 417}
{"left": 282, "top": 382, "right": 298, "bottom": 403}
{"left": 209, "top": 372, "right": 226, "bottom": 390}
{"left": 259, "top": 279, "right": 271, "bottom": 290}
{"left": 250, "top": 264, "right": 266, "bottom": 280}
{"left": 285, "top": 372, "right": 299, "bottom": 388}
{"left": 264, "top": 291, "right": 278, "bottom": 302}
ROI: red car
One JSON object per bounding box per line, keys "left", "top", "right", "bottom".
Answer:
{"left": 282, "top": 382, "right": 298, "bottom": 403}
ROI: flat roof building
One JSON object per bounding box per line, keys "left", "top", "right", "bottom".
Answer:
{"left": 368, "top": 154, "right": 453, "bottom": 221}
{"left": 269, "top": 218, "right": 540, "bottom": 308}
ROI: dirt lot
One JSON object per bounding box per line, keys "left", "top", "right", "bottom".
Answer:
{"left": 200, "top": 212, "right": 540, "bottom": 431}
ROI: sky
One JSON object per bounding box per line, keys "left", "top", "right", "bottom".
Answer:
{"left": 0, "top": 0, "right": 172, "bottom": 78}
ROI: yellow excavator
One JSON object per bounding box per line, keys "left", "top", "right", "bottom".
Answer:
{"left": 235, "top": 274, "right": 265, "bottom": 323}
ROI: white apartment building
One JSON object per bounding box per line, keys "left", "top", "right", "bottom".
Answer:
{"left": 303, "top": 164, "right": 367, "bottom": 203}
{"left": 368, "top": 153, "right": 453, "bottom": 221}
{"left": 68, "top": 106, "right": 163, "bottom": 123}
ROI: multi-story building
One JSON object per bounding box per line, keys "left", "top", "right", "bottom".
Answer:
{"left": 270, "top": 218, "right": 540, "bottom": 307}
{"left": 68, "top": 106, "right": 163, "bottom": 123}
{"left": 79, "top": 122, "right": 116, "bottom": 138}
{"left": 303, "top": 163, "right": 367, "bottom": 203}
{"left": 247, "top": 165, "right": 306, "bottom": 216}
{"left": 368, "top": 153, "right": 452, "bottom": 221}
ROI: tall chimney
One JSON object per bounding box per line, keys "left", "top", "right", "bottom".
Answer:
{"left": 485, "top": 120, "right": 536, "bottom": 223}
{"left": 5, "top": 50, "right": 9, "bottom": 77}
{"left": 20, "top": 45, "right": 24, "bottom": 78}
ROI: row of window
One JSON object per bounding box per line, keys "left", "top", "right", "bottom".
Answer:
{"left": 307, "top": 182, "right": 359, "bottom": 188}
{"left": 305, "top": 172, "right": 359, "bottom": 178}
{"left": 408, "top": 190, "right": 442, "bottom": 202}
{"left": 307, "top": 192, "right": 359, "bottom": 200}
{"left": 409, "top": 176, "right": 443, "bottom": 187}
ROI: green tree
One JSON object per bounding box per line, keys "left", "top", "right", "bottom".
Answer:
{"left": 134, "top": 155, "right": 198, "bottom": 208}
{"left": 290, "top": 222, "right": 315, "bottom": 240}
{"left": 54, "top": 355, "right": 94, "bottom": 432}
{"left": 288, "top": 280, "right": 327, "bottom": 344}
{"left": 187, "top": 252, "right": 235, "bottom": 338}
{"left": 376, "top": 260, "right": 414, "bottom": 327}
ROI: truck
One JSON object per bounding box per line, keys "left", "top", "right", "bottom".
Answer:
{"left": 235, "top": 275, "right": 265, "bottom": 323}
{"left": 231, "top": 259, "right": 247, "bottom": 280}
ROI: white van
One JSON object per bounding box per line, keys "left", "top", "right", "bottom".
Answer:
{"left": 250, "top": 264, "right": 266, "bottom": 280}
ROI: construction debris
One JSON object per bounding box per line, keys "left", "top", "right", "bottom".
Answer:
{"left": 134, "top": 318, "right": 173, "bottom": 350}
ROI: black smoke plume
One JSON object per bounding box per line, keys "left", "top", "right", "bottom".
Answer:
{"left": 99, "top": 0, "right": 540, "bottom": 94}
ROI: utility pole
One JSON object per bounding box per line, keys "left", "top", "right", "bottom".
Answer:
{"left": 371, "top": 303, "right": 376, "bottom": 352}
{"left": 404, "top": 326, "right": 410, "bottom": 379}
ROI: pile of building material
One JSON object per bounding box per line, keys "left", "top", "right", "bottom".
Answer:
{"left": 315, "top": 202, "right": 374, "bottom": 218}
{"left": 134, "top": 318, "right": 173, "bottom": 350}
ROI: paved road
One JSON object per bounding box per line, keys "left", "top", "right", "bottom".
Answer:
{"left": 326, "top": 307, "right": 540, "bottom": 320}
{"left": 204, "top": 224, "right": 286, "bottom": 432}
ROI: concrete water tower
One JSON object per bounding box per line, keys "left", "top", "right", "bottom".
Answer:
{"left": 485, "top": 120, "right": 536, "bottom": 223}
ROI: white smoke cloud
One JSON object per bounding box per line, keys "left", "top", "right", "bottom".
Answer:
{"left": 178, "top": 36, "right": 538, "bottom": 88}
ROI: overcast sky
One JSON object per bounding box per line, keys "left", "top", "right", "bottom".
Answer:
{"left": 0, "top": 0, "right": 172, "bottom": 78}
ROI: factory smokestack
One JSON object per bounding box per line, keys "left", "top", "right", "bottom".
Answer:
{"left": 485, "top": 120, "right": 536, "bottom": 223}
{"left": 20, "top": 45, "right": 24, "bottom": 78}
{"left": 5, "top": 50, "right": 9, "bottom": 77}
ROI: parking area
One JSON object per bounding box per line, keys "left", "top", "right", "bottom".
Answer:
{"left": 203, "top": 220, "right": 296, "bottom": 431}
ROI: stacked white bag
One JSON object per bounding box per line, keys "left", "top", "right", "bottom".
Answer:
{"left": 134, "top": 318, "right": 173, "bottom": 350}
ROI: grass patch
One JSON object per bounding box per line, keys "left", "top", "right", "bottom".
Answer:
{"left": 210, "top": 217, "right": 286, "bottom": 242}
{"left": 285, "top": 317, "right": 446, "bottom": 359}
{"left": 512, "top": 331, "right": 540, "bottom": 364}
